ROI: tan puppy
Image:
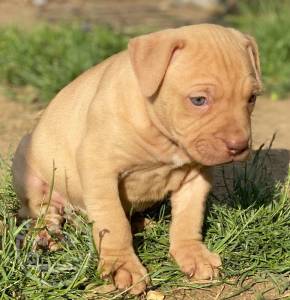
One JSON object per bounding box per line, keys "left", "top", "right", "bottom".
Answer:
{"left": 12, "top": 24, "right": 262, "bottom": 294}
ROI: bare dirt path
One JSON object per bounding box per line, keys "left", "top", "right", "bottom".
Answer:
{"left": 0, "top": 94, "right": 40, "bottom": 157}
{"left": 252, "top": 97, "right": 290, "bottom": 150}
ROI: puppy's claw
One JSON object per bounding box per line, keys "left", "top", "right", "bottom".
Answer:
{"left": 33, "top": 229, "right": 62, "bottom": 251}
{"left": 170, "top": 241, "right": 221, "bottom": 281}
{"left": 114, "top": 269, "right": 131, "bottom": 290}
{"left": 98, "top": 251, "right": 148, "bottom": 295}
{"left": 187, "top": 270, "right": 194, "bottom": 279}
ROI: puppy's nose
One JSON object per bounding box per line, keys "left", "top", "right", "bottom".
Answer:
{"left": 225, "top": 139, "right": 249, "bottom": 155}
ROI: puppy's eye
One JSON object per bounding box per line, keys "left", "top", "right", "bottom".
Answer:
{"left": 248, "top": 95, "right": 257, "bottom": 104}
{"left": 190, "top": 96, "right": 208, "bottom": 106}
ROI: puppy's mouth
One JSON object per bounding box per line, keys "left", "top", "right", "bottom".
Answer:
{"left": 184, "top": 139, "right": 251, "bottom": 166}
{"left": 232, "top": 148, "right": 251, "bottom": 162}
{"left": 195, "top": 150, "right": 250, "bottom": 166}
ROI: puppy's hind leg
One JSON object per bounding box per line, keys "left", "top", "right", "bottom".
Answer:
{"left": 18, "top": 172, "right": 65, "bottom": 251}
{"left": 32, "top": 184, "right": 65, "bottom": 251}
{"left": 12, "top": 136, "right": 65, "bottom": 251}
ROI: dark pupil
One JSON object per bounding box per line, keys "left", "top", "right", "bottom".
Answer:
{"left": 249, "top": 95, "right": 256, "bottom": 103}
{"left": 191, "top": 97, "right": 205, "bottom": 106}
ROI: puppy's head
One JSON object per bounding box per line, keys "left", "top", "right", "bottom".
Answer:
{"left": 129, "top": 24, "right": 262, "bottom": 166}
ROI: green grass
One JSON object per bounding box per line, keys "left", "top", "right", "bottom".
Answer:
{"left": 1, "top": 147, "right": 290, "bottom": 299}
{"left": 229, "top": 0, "right": 290, "bottom": 99}
{"left": 0, "top": 24, "right": 127, "bottom": 103}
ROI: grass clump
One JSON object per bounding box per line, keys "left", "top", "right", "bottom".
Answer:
{"left": 0, "top": 148, "right": 290, "bottom": 299}
{"left": 0, "top": 24, "right": 127, "bottom": 103}
{"left": 229, "top": 0, "right": 290, "bottom": 99}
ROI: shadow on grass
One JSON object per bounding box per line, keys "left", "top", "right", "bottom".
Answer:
{"left": 211, "top": 147, "right": 290, "bottom": 209}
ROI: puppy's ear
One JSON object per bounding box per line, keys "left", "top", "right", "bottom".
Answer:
{"left": 128, "top": 30, "right": 184, "bottom": 98}
{"left": 245, "top": 34, "right": 262, "bottom": 86}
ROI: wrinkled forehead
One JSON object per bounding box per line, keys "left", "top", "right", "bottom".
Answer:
{"left": 189, "top": 28, "right": 251, "bottom": 72}
{"left": 171, "top": 28, "right": 261, "bottom": 93}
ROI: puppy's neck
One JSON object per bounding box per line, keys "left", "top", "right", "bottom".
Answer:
{"left": 146, "top": 104, "right": 176, "bottom": 144}
{"left": 145, "top": 104, "right": 193, "bottom": 167}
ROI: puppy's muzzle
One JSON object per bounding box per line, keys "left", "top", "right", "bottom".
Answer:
{"left": 225, "top": 139, "right": 249, "bottom": 156}
{"left": 222, "top": 137, "right": 250, "bottom": 161}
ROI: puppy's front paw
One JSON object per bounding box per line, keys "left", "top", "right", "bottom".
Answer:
{"left": 170, "top": 241, "right": 221, "bottom": 281}
{"left": 98, "top": 249, "right": 149, "bottom": 295}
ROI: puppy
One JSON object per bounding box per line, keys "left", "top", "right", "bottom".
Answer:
{"left": 12, "top": 24, "right": 262, "bottom": 294}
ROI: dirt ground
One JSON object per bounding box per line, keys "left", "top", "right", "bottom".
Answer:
{"left": 0, "top": 1, "right": 289, "bottom": 299}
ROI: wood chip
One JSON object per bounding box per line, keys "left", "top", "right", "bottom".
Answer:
{"left": 146, "top": 290, "right": 165, "bottom": 300}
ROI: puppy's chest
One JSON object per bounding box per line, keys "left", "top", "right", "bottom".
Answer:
{"left": 119, "top": 163, "right": 192, "bottom": 205}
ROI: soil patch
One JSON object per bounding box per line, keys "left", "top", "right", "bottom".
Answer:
{"left": 0, "top": 94, "right": 40, "bottom": 157}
